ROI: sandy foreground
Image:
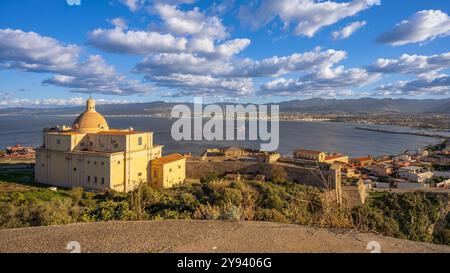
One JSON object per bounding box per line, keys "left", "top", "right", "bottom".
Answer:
{"left": 0, "top": 220, "right": 449, "bottom": 253}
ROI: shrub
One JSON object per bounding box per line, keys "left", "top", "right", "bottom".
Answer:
{"left": 79, "top": 200, "right": 136, "bottom": 222}
{"left": 201, "top": 172, "right": 219, "bottom": 184}
{"left": 223, "top": 188, "right": 243, "bottom": 206}
{"left": 220, "top": 203, "right": 242, "bottom": 221}
{"left": 269, "top": 165, "right": 288, "bottom": 184}
{"left": 0, "top": 198, "right": 74, "bottom": 228}
{"left": 69, "top": 187, "right": 84, "bottom": 205}
{"left": 255, "top": 208, "right": 289, "bottom": 223}
{"left": 193, "top": 203, "right": 221, "bottom": 220}
{"left": 352, "top": 192, "right": 445, "bottom": 242}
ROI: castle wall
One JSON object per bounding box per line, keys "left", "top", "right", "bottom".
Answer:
{"left": 186, "top": 161, "right": 341, "bottom": 190}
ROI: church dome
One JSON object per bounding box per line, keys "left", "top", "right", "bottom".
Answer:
{"left": 72, "top": 98, "right": 109, "bottom": 133}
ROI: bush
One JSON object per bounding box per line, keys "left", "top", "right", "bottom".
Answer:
{"left": 220, "top": 203, "right": 242, "bottom": 221}
{"left": 193, "top": 203, "right": 221, "bottom": 220}
{"left": 433, "top": 213, "right": 450, "bottom": 245}
{"left": 352, "top": 192, "right": 445, "bottom": 242}
{"left": 223, "top": 188, "right": 243, "bottom": 206}
{"left": 69, "top": 187, "right": 84, "bottom": 205}
{"left": 201, "top": 172, "right": 218, "bottom": 184}
{"left": 255, "top": 208, "right": 289, "bottom": 223}
{"left": 79, "top": 200, "right": 136, "bottom": 222}
{"left": 0, "top": 198, "right": 74, "bottom": 228}
{"left": 269, "top": 165, "right": 288, "bottom": 184}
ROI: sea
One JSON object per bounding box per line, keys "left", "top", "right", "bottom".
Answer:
{"left": 0, "top": 115, "right": 446, "bottom": 158}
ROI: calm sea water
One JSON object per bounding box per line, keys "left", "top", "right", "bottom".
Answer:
{"left": 0, "top": 115, "right": 443, "bottom": 157}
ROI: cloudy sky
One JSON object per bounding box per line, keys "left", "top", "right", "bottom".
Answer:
{"left": 0, "top": 0, "right": 449, "bottom": 106}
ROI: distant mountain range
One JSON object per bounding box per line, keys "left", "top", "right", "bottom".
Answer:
{"left": 278, "top": 98, "right": 450, "bottom": 114}
{"left": 1, "top": 98, "right": 450, "bottom": 115}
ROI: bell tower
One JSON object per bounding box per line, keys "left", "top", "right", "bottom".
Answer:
{"left": 86, "top": 97, "right": 96, "bottom": 112}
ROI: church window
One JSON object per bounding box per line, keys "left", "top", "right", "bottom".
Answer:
{"left": 138, "top": 137, "right": 143, "bottom": 146}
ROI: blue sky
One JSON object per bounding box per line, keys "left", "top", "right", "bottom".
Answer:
{"left": 0, "top": 0, "right": 449, "bottom": 107}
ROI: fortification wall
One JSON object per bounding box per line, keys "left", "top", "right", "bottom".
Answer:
{"left": 186, "top": 160, "right": 340, "bottom": 190}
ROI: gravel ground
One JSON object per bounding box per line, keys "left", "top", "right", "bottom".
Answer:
{"left": 0, "top": 220, "right": 449, "bottom": 253}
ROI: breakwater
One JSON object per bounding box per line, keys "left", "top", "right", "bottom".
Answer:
{"left": 355, "top": 126, "right": 448, "bottom": 139}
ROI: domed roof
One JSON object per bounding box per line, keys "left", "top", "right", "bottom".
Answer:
{"left": 72, "top": 98, "right": 109, "bottom": 133}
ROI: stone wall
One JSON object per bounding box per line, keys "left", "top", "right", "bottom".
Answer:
{"left": 186, "top": 160, "right": 341, "bottom": 190}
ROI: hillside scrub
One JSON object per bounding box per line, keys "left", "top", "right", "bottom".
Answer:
{"left": 0, "top": 173, "right": 448, "bottom": 245}
{"left": 352, "top": 192, "right": 448, "bottom": 244}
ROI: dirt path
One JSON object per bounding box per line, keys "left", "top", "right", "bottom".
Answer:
{"left": 0, "top": 220, "right": 449, "bottom": 253}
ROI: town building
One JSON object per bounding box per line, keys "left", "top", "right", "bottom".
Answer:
{"left": 150, "top": 153, "right": 186, "bottom": 189}
{"left": 394, "top": 154, "right": 412, "bottom": 162}
{"left": 342, "top": 166, "right": 361, "bottom": 178}
{"left": 396, "top": 181, "right": 427, "bottom": 189}
{"left": 223, "top": 146, "right": 248, "bottom": 157}
{"left": 351, "top": 156, "right": 373, "bottom": 167}
{"left": 293, "top": 149, "right": 326, "bottom": 162}
{"left": 35, "top": 98, "right": 184, "bottom": 192}
{"left": 323, "top": 153, "right": 349, "bottom": 164}
{"left": 370, "top": 163, "right": 393, "bottom": 177}
{"left": 398, "top": 166, "right": 433, "bottom": 183}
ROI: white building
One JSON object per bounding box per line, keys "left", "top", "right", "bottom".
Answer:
{"left": 396, "top": 182, "right": 427, "bottom": 189}
{"left": 394, "top": 154, "right": 411, "bottom": 162}
{"left": 398, "top": 166, "right": 433, "bottom": 183}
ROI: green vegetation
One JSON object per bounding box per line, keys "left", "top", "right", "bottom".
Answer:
{"left": 353, "top": 192, "right": 449, "bottom": 244}
{"left": 433, "top": 213, "right": 450, "bottom": 245}
{"left": 0, "top": 169, "right": 448, "bottom": 245}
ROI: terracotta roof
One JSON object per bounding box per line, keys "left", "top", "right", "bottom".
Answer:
{"left": 294, "top": 149, "right": 323, "bottom": 155}
{"left": 352, "top": 156, "right": 372, "bottom": 162}
{"left": 153, "top": 153, "right": 185, "bottom": 164}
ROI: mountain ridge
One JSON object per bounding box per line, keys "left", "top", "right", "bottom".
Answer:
{"left": 1, "top": 98, "right": 449, "bottom": 115}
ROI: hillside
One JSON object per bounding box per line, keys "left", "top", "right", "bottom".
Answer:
{"left": 0, "top": 220, "right": 449, "bottom": 253}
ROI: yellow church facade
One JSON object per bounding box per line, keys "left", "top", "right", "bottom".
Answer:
{"left": 35, "top": 98, "right": 184, "bottom": 192}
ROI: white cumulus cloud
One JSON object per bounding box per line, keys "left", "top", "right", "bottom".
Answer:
{"left": 239, "top": 0, "right": 379, "bottom": 37}
{"left": 66, "top": 0, "right": 81, "bottom": 6}
{"left": 368, "top": 52, "right": 450, "bottom": 77}
{"left": 332, "top": 21, "right": 366, "bottom": 39}
{"left": 377, "top": 10, "right": 450, "bottom": 46}
{"left": 88, "top": 27, "right": 188, "bottom": 54}
{"left": 153, "top": 3, "right": 227, "bottom": 40}
{"left": 259, "top": 66, "right": 380, "bottom": 97}
{"left": 0, "top": 29, "right": 151, "bottom": 96}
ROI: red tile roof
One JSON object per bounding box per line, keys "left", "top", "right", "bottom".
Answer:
{"left": 325, "top": 154, "right": 347, "bottom": 160}
{"left": 295, "top": 149, "right": 323, "bottom": 155}
{"left": 352, "top": 156, "right": 372, "bottom": 162}
{"left": 153, "top": 153, "right": 185, "bottom": 164}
